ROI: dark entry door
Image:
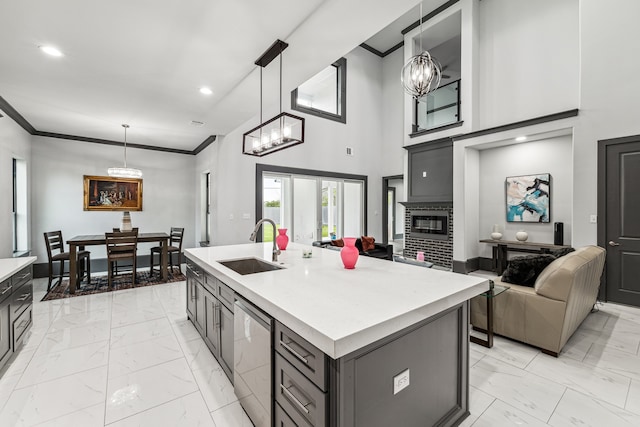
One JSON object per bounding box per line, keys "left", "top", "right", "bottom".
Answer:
{"left": 601, "top": 138, "right": 640, "bottom": 307}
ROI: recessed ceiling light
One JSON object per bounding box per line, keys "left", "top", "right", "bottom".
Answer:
{"left": 39, "top": 45, "right": 63, "bottom": 57}
{"left": 199, "top": 87, "right": 213, "bottom": 95}
{"left": 515, "top": 136, "right": 527, "bottom": 142}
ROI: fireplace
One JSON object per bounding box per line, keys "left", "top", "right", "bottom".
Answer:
{"left": 410, "top": 211, "right": 448, "bottom": 240}
{"left": 403, "top": 204, "right": 453, "bottom": 268}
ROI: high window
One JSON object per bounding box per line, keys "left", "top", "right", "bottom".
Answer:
{"left": 291, "top": 58, "right": 346, "bottom": 123}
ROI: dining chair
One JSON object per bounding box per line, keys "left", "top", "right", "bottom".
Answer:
{"left": 111, "top": 228, "right": 139, "bottom": 275}
{"left": 44, "top": 231, "right": 91, "bottom": 292}
{"left": 105, "top": 231, "right": 138, "bottom": 288}
{"left": 150, "top": 227, "right": 184, "bottom": 276}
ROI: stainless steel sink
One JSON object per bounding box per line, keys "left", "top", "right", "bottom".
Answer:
{"left": 219, "top": 257, "right": 284, "bottom": 275}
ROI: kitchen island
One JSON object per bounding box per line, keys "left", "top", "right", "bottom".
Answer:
{"left": 185, "top": 243, "right": 488, "bottom": 427}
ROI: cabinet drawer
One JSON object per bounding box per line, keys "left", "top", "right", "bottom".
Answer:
{"left": 217, "top": 279, "right": 235, "bottom": 310}
{"left": 11, "top": 281, "right": 33, "bottom": 318}
{"left": 275, "top": 353, "right": 327, "bottom": 427}
{"left": 0, "top": 279, "right": 12, "bottom": 304}
{"left": 11, "top": 266, "right": 32, "bottom": 289}
{"left": 275, "top": 321, "right": 328, "bottom": 391}
{"left": 12, "top": 305, "right": 32, "bottom": 350}
{"left": 275, "top": 402, "right": 312, "bottom": 427}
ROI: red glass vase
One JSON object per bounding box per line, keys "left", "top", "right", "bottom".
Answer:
{"left": 276, "top": 228, "right": 289, "bottom": 250}
{"left": 340, "top": 237, "right": 359, "bottom": 269}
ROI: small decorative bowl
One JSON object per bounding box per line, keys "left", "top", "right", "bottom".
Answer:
{"left": 302, "top": 249, "right": 313, "bottom": 258}
{"left": 491, "top": 232, "right": 502, "bottom": 240}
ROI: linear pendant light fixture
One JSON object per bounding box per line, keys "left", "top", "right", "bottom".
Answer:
{"left": 401, "top": 3, "right": 442, "bottom": 98}
{"left": 108, "top": 124, "right": 143, "bottom": 178}
{"left": 243, "top": 39, "right": 305, "bottom": 156}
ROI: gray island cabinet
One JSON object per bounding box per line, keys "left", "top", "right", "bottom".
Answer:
{"left": 0, "top": 257, "right": 36, "bottom": 374}
{"left": 185, "top": 243, "right": 488, "bottom": 427}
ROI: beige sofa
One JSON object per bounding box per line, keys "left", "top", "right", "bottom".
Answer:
{"left": 470, "top": 245, "right": 606, "bottom": 356}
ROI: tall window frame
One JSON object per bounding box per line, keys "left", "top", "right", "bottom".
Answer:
{"left": 12, "top": 157, "right": 28, "bottom": 256}
{"left": 256, "top": 164, "right": 367, "bottom": 243}
{"left": 200, "top": 171, "right": 212, "bottom": 246}
{"left": 12, "top": 158, "right": 17, "bottom": 253}
{"left": 291, "top": 58, "right": 347, "bottom": 124}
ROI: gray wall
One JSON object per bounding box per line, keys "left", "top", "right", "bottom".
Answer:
{"left": 30, "top": 136, "right": 197, "bottom": 265}
{"left": 477, "top": 136, "right": 572, "bottom": 258}
{"left": 196, "top": 47, "right": 388, "bottom": 246}
{"left": 0, "top": 114, "right": 32, "bottom": 258}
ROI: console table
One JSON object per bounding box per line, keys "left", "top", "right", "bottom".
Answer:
{"left": 479, "top": 239, "right": 570, "bottom": 275}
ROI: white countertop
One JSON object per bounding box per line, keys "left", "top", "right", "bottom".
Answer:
{"left": 0, "top": 257, "right": 37, "bottom": 283}
{"left": 185, "top": 243, "right": 489, "bottom": 359}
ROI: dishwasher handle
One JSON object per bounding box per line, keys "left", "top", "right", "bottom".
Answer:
{"left": 234, "top": 297, "right": 271, "bottom": 329}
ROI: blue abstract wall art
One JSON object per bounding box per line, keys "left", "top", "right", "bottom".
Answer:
{"left": 506, "top": 173, "right": 550, "bottom": 223}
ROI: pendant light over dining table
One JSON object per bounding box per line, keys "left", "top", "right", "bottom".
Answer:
{"left": 401, "top": 3, "right": 442, "bottom": 98}
{"left": 243, "top": 39, "right": 305, "bottom": 156}
{"left": 108, "top": 124, "right": 142, "bottom": 178}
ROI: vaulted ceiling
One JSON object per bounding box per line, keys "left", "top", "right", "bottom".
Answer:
{"left": 0, "top": 0, "right": 450, "bottom": 152}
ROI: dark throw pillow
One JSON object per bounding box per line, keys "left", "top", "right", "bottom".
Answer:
{"left": 501, "top": 254, "right": 557, "bottom": 287}
{"left": 361, "top": 236, "right": 375, "bottom": 252}
{"left": 330, "top": 238, "right": 344, "bottom": 247}
{"left": 550, "top": 247, "right": 575, "bottom": 258}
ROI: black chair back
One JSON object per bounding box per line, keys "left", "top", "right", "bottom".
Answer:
{"left": 105, "top": 231, "right": 138, "bottom": 256}
{"left": 44, "top": 230, "right": 65, "bottom": 257}
{"left": 170, "top": 227, "right": 184, "bottom": 250}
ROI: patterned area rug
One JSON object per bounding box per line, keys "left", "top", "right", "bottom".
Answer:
{"left": 42, "top": 269, "right": 186, "bottom": 301}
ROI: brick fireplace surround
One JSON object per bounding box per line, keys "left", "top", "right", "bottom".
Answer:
{"left": 403, "top": 204, "right": 453, "bottom": 269}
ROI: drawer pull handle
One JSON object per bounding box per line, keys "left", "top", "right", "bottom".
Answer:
{"left": 19, "top": 273, "right": 31, "bottom": 280}
{"left": 17, "top": 293, "right": 31, "bottom": 302}
{"left": 280, "top": 384, "right": 310, "bottom": 414}
{"left": 1, "top": 286, "right": 12, "bottom": 295}
{"left": 279, "top": 340, "right": 309, "bottom": 365}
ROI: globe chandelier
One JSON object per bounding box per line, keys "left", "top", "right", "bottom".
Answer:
{"left": 401, "top": 3, "right": 442, "bottom": 99}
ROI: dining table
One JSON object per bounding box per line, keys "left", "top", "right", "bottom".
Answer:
{"left": 66, "top": 232, "right": 170, "bottom": 294}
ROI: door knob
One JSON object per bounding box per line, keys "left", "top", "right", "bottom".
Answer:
{"left": 608, "top": 241, "right": 620, "bottom": 247}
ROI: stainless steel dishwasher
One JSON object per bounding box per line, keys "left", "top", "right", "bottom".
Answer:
{"left": 234, "top": 296, "right": 272, "bottom": 427}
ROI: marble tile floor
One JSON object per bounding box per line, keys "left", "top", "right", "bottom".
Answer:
{"left": 0, "top": 277, "right": 639, "bottom": 426}
{"left": 0, "top": 277, "right": 252, "bottom": 426}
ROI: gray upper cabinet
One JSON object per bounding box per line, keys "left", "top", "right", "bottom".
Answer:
{"left": 407, "top": 140, "right": 453, "bottom": 203}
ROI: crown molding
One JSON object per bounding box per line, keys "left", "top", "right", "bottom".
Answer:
{"left": 0, "top": 95, "right": 216, "bottom": 155}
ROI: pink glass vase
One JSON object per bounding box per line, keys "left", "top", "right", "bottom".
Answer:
{"left": 276, "top": 228, "right": 289, "bottom": 250}
{"left": 340, "top": 237, "right": 359, "bottom": 269}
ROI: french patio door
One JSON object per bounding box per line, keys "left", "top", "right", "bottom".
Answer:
{"left": 262, "top": 173, "right": 363, "bottom": 244}
{"left": 292, "top": 177, "right": 318, "bottom": 244}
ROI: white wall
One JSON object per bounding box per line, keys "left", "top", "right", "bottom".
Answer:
{"left": 380, "top": 48, "right": 406, "bottom": 177}
{"left": 477, "top": 0, "right": 579, "bottom": 128}
{"left": 31, "top": 136, "right": 196, "bottom": 263}
{"left": 477, "top": 136, "right": 572, "bottom": 258}
{"left": 197, "top": 46, "right": 393, "bottom": 246}
{"left": 0, "top": 115, "right": 31, "bottom": 258}
{"left": 571, "top": 0, "right": 640, "bottom": 248}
